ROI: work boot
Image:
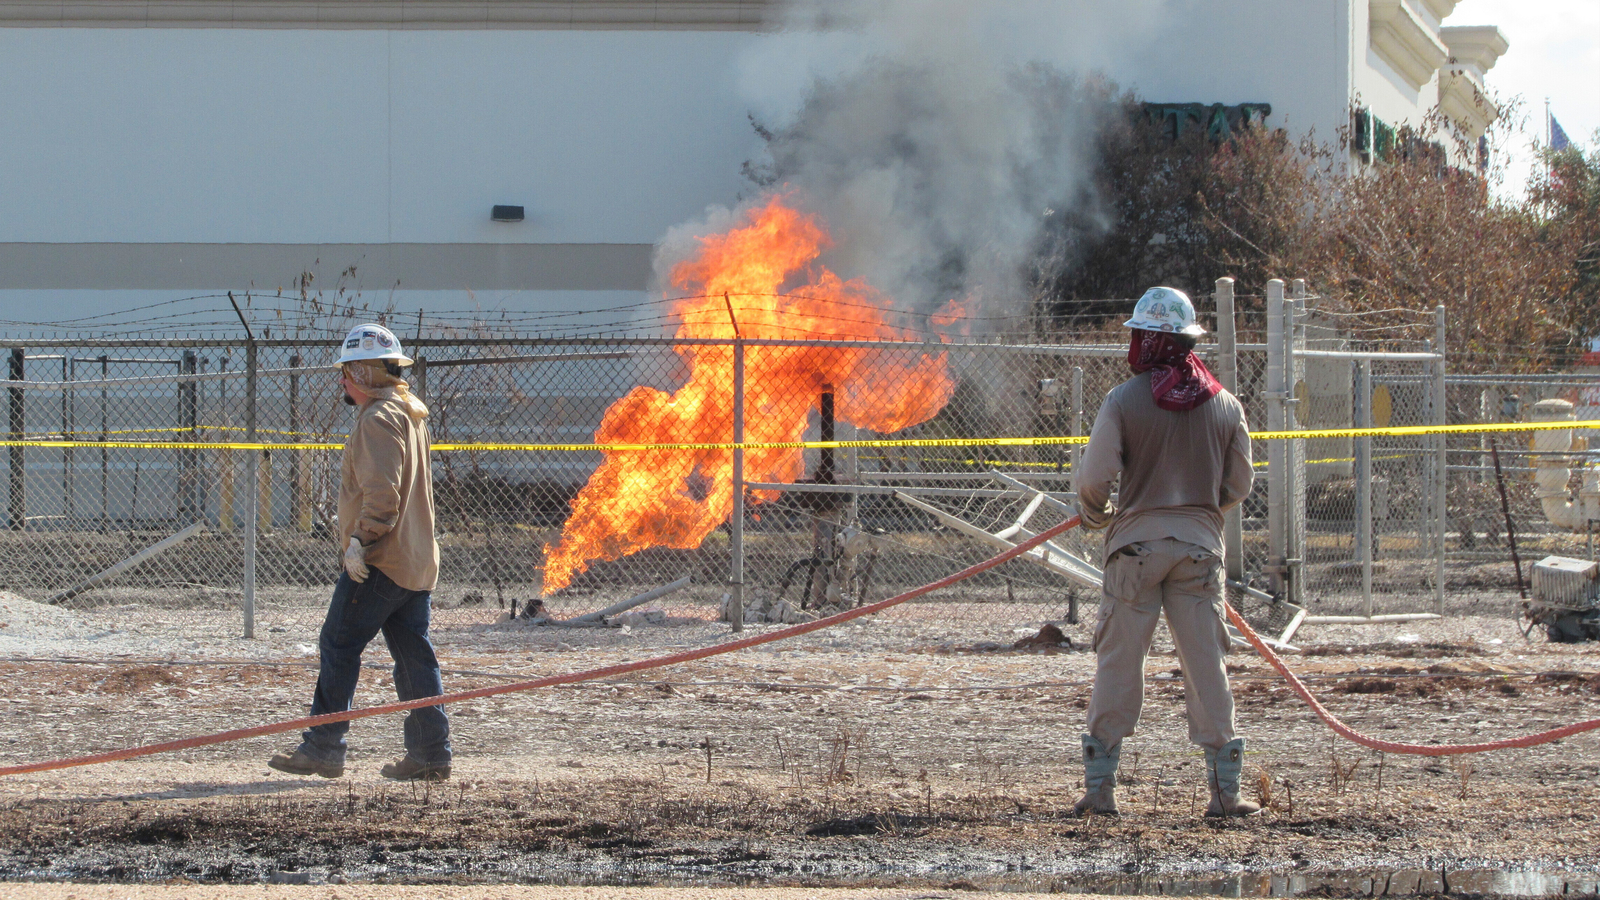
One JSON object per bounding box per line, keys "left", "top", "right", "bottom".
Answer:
{"left": 1072, "top": 733, "right": 1119, "bottom": 816}
{"left": 1204, "top": 738, "right": 1262, "bottom": 817}
{"left": 267, "top": 746, "right": 344, "bottom": 779}
{"left": 380, "top": 755, "right": 451, "bottom": 782}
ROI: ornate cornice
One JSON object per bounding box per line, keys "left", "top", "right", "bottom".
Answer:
{"left": 1414, "top": 0, "right": 1456, "bottom": 26}
{"left": 0, "top": 0, "right": 774, "bottom": 30}
{"left": 1369, "top": 0, "right": 1449, "bottom": 90}
{"left": 1437, "top": 69, "right": 1496, "bottom": 137}
{"left": 1437, "top": 26, "right": 1507, "bottom": 138}
{"left": 1440, "top": 25, "right": 1509, "bottom": 77}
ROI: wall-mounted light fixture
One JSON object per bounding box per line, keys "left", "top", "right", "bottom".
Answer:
{"left": 491, "top": 205, "right": 525, "bottom": 222}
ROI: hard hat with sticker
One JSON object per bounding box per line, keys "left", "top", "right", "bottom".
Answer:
{"left": 336, "top": 324, "right": 414, "bottom": 366}
{"left": 1123, "top": 286, "right": 1204, "bottom": 336}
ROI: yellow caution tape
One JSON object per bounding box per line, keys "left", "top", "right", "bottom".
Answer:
{"left": 1254, "top": 452, "right": 1417, "bottom": 468}
{"left": 0, "top": 419, "right": 1592, "bottom": 453}
{"left": 0, "top": 440, "right": 343, "bottom": 451}
{"left": 25, "top": 425, "right": 326, "bottom": 440}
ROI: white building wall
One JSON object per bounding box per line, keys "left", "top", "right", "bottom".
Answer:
{"left": 0, "top": 0, "right": 1502, "bottom": 315}
{"left": 1106, "top": 0, "right": 1354, "bottom": 149}
{"left": 1357, "top": 1, "right": 1445, "bottom": 139}
{"left": 0, "top": 28, "right": 762, "bottom": 247}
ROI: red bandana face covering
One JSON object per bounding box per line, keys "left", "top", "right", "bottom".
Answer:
{"left": 1127, "top": 329, "right": 1223, "bottom": 411}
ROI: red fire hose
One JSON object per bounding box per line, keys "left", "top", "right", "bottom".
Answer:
{"left": 1224, "top": 603, "right": 1600, "bottom": 755}
{"left": 0, "top": 517, "right": 1081, "bottom": 777}
{"left": 4, "top": 513, "right": 1598, "bottom": 777}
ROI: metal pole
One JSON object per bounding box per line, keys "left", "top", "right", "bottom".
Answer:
{"left": 729, "top": 338, "right": 745, "bottom": 632}
{"left": 180, "top": 350, "right": 198, "bottom": 523}
{"left": 1265, "top": 280, "right": 1286, "bottom": 597}
{"left": 196, "top": 355, "right": 209, "bottom": 523}
{"left": 228, "top": 293, "right": 258, "bottom": 639}
{"left": 1287, "top": 281, "right": 1307, "bottom": 610}
{"left": 243, "top": 342, "right": 258, "bottom": 639}
{"left": 291, "top": 353, "right": 312, "bottom": 532}
{"left": 1357, "top": 360, "right": 1374, "bottom": 616}
{"left": 62, "top": 356, "right": 73, "bottom": 524}
{"left": 1216, "top": 278, "right": 1244, "bottom": 583}
{"left": 50, "top": 521, "right": 207, "bottom": 605}
{"left": 1434, "top": 304, "right": 1447, "bottom": 614}
{"left": 1490, "top": 440, "right": 1526, "bottom": 600}
{"left": 99, "top": 355, "right": 108, "bottom": 532}
{"left": 1478, "top": 386, "right": 1494, "bottom": 485}
{"left": 9, "top": 349, "right": 24, "bottom": 531}
{"left": 1070, "top": 366, "right": 1084, "bottom": 489}
{"left": 218, "top": 355, "right": 233, "bottom": 533}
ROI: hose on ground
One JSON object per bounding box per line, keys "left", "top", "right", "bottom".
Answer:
{"left": 0, "top": 517, "right": 1080, "bottom": 777}
{"left": 1225, "top": 602, "right": 1600, "bottom": 755}
{"left": 6, "top": 513, "right": 1599, "bottom": 777}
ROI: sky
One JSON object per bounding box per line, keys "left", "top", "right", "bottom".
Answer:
{"left": 1448, "top": 0, "right": 1599, "bottom": 192}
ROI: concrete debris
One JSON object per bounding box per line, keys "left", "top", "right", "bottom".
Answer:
{"left": 723, "top": 589, "right": 820, "bottom": 625}
{"left": 606, "top": 607, "right": 667, "bottom": 628}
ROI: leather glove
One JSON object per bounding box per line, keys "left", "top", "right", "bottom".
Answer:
{"left": 343, "top": 538, "right": 370, "bottom": 583}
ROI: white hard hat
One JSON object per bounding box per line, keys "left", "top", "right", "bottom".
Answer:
{"left": 336, "top": 323, "right": 413, "bottom": 366}
{"left": 1123, "top": 287, "right": 1205, "bottom": 336}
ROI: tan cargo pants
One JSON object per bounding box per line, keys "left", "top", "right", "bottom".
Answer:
{"left": 1086, "top": 537, "right": 1237, "bottom": 753}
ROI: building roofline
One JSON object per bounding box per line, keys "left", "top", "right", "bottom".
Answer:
{"left": 0, "top": 0, "right": 775, "bottom": 31}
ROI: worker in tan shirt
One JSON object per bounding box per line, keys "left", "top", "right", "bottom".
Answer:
{"left": 1074, "top": 287, "right": 1257, "bottom": 817}
{"left": 269, "top": 323, "right": 450, "bottom": 782}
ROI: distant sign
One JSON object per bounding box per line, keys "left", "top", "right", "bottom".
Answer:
{"left": 1141, "top": 102, "right": 1272, "bottom": 142}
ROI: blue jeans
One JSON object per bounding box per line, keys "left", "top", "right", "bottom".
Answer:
{"left": 299, "top": 567, "right": 451, "bottom": 765}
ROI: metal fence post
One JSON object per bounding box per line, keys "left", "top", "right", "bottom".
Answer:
{"left": 9, "top": 349, "right": 24, "bottom": 531}
{"left": 1215, "top": 277, "right": 1244, "bottom": 583}
{"left": 179, "top": 350, "right": 199, "bottom": 522}
{"left": 290, "top": 354, "right": 312, "bottom": 532}
{"left": 243, "top": 341, "right": 258, "bottom": 639}
{"left": 1287, "top": 280, "right": 1308, "bottom": 610}
{"left": 218, "top": 355, "right": 234, "bottom": 533}
{"left": 1434, "top": 304, "right": 1447, "bottom": 613}
{"left": 1070, "top": 366, "right": 1084, "bottom": 489}
{"left": 98, "top": 355, "right": 108, "bottom": 532}
{"left": 728, "top": 338, "right": 745, "bottom": 632}
{"left": 62, "top": 356, "right": 73, "bottom": 522}
{"left": 1356, "top": 360, "right": 1374, "bottom": 616}
{"left": 1265, "top": 280, "right": 1286, "bottom": 597}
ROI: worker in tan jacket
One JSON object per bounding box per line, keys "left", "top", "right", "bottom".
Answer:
{"left": 1074, "top": 287, "right": 1257, "bottom": 818}
{"left": 269, "top": 323, "right": 450, "bottom": 782}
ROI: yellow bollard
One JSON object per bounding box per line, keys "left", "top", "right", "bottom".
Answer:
{"left": 295, "top": 448, "right": 314, "bottom": 533}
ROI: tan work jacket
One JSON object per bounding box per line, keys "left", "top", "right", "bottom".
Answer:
{"left": 339, "top": 397, "right": 440, "bottom": 591}
{"left": 1077, "top": 373, "right": 1253, "bottom": 563}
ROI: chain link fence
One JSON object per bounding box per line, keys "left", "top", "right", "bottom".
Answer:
{"left": 0, "top": 284, "right": 1570, "bottom": 656}
{"left": 0, "top": 335, "right": 1110, "bottom": 645}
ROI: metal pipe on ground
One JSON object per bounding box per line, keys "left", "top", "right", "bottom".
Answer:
{"left": 550, "top": 576, "right": 693, "bottom": 626}
{"left": 48, "top": 521, "right": 206, "bottom": 604}
{"left": 1300, "top": 614, "right": 1443, "bottom": 625}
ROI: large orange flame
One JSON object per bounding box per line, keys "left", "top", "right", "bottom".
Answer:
{"left": 541, "top": 195, "right": 959, "bottom": 594}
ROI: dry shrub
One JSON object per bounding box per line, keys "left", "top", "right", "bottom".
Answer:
{"left": 1034, "top": 94, "right": 1599, "bottom": 373}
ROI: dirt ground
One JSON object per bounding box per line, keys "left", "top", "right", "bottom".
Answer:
{"left": 0, "top": 887, "right": 1141, "bottom": 899}
{"left": 2, "top": 593, "right": 1599, "bottom": 896}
